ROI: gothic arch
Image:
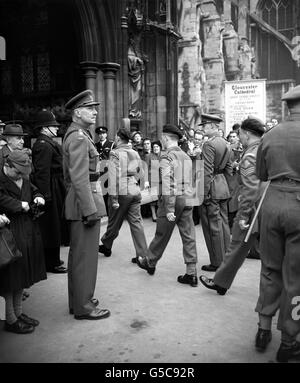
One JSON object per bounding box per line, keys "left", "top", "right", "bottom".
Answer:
{"left": 73, "top": 0, "right": 118, "bottom": 63}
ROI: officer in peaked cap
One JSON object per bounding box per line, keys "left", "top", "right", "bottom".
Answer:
{"left": 137, "top": 123, "right": 198, "bottom": 286}
{"left": 31, "top": 109, "right": 68, "bottom": 274}
{"left": 200, "top": 117, "right": 266, "bottom": 298}
{"left": 95, "top": 126, "right": 114, "bottom": 213}
{"left": 65, "top": 89, "right": 100, "bottom": 110}
{"left": 253, "top": 84, "right": 300, "bottom": 362}
{"left": 199, "top": 113, "right": 223, "bottom": 125}
{"left": 199, "top": 111, "right": 232, "bottom": 272}
{"left": 62, "top": 90, "right": 110, "bottom": 321}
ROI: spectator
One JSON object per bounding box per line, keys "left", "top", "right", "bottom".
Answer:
{"left": 95, "top": 126, "right": 114, "bottom": 214}
{"left": 0, "top": 120, "right": 6, "bottom": 149}
{"left": 148, "top": 140, "right": 162, "bottom": 222}
{"left": 31, "top": 109, "right": 68, "bottom": 274}
{"left": 132, "top": 131, "right": 143, "bottom": 157}
{"left": 0, "top": 150, "right": 46, "bottom": 334}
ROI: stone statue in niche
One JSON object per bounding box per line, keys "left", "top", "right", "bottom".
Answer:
{"left": 128, "top": 36, "right": 145, "bottom": 119}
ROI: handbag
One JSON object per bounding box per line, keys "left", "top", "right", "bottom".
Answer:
{"left": 0, "top": 226, "right": 23, "bottom": 269}
{"left": 140, "top": 186, "right": 159, "bottom": 205}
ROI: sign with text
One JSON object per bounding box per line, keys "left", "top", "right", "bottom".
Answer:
{"left": 224, "top": 79, "right": 266, "bottom": 133}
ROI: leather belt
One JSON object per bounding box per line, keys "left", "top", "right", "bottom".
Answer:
{"left": 271, "top": 178, "right": 300, "bottom": 184}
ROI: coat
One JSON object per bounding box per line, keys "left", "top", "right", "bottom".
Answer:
{"left": 31, "top": 134, "right": 69, "bottom": 248}
{"left": 0, "top": 171, "right": 46, "bottom": 294}
{"left": 202, "top": 134, "right": 232, "bottom": 200}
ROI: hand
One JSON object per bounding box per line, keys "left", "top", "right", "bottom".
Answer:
{"left": 239, "top": 219, "right": 249, "bottom": 231}
{"left": 0, "top": 214, "right": 10, "bottom": 227}
{"left": 34, "top": 197, "right": 45, "bottom": 206}
{"left": 83, "top": 212, "right": 100, "bottom": 227}
{"left": 112, "top": 202, "right": 120, "bottom": 210}
{"left": 21, "top": 201, "right": 30, "bottom": 212}
{"left": 166, "top": 213, "right": 176, "bottom": 222}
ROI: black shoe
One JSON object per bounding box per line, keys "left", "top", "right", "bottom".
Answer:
{"left": 74, "top": 308, "right": 110, "bottom": 320}
{"left": 5, "top": 319, "right": 35, "bottom": 334}
{"left": 69, "top": 298, "right": 99, "bottom": 315}
{"left": 247, "top": 251, "right": 260, "bottom": 259}
{"left": 18, "top": 313, "right": 39, "bottom": 327}
{"left": 255, "top": 328, "right": 272, "bottom": 352}
{"left": 276, "top": 341, "right": 300, "bottom": 363}
{"left": 98, "top": 244, "right": 112, "bottom": 257}
{"left": 199, "top": 275, "right": 227, "bottom": 295}
{"left": 177, "top": 274, "right": 198, "bottom": 287}
{"left": 48, "top": 265, "right": 68, "bottom": 274}
{"left": 136, "top": 256, "right": 156, "bottom": 275}
{"left": 201, "top": 264, "right": 219, "bottom": 272}
{"left": 131, "top": 257, "right": 137, "bottom": 264}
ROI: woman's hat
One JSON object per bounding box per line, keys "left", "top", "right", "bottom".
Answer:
{"left": 6, "top": 149, "right": 32, "bottom": 176}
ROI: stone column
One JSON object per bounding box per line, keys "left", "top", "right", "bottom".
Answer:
{"left": 80, "top": 61, "right": 101, "bottom": 93}
{"left": 200, "top": 0, "right": 225, "bottom": 114}
{"left": 99, "top": 62, "right": 120, "bottom": 138}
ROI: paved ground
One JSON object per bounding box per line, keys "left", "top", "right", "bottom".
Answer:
{"left": 0, "top": 217, "right": 289, "bottom": 363}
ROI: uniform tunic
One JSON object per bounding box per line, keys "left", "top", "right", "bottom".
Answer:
{"left": 63, "top": 122, "right": 106, "bottom": 316}
{"left": 213, "top": 141, "right": 264, "bottom": 289}
{"left": 200, "top": 134, "right": 232, "bottom": 267}
{"left": 255, "top": 112, "right": 300, "bottom": 339}
{"left": 147, "top": 146, "right": 198, "bottom": 268}
{"left": 101, "top": 143, "right": 147, "bottom": 257}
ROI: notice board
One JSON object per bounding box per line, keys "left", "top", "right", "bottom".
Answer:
{"left": 224, "top": 79, "right": 266, "bottom": 134}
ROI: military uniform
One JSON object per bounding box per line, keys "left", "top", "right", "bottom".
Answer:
{"left": 255, "top": 86, "right": 300, "bottom": 349}
{"left": 200, "top": 133, "right": 232, "bottom": 268}
{"left": 146, "top": 127, "right": 198, "bottom": 276}
{"left": 100, "top": 139, "right": 147, "bottom": 257}
{"left": 213, "top": 140, "right": 264, "bottom": 289}
{"left": 63, "top": 91, "right": 106, "bottom": 317}
{"left": 32, "top": 132, "right": 69, "bottom": 271}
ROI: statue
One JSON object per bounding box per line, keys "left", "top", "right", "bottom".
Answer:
{"left": 128, "top": 37, "right": 145, "bottom": 119}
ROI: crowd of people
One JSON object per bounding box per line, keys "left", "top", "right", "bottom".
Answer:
{"left": 0, "top": 85, "right": 300, "bottom": 363}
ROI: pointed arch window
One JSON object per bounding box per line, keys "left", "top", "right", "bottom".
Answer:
{"left": 253, "top": 0, "right": 300, "bottom": 80}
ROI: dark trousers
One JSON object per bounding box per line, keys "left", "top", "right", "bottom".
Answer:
{"left": 101, "top": 194, "right": 147, "bottom": 258}
{"left": 200, "top": 199, "right": 230, "bottom": 267}
{"left": 147, "top": 201, "right": 197, "bottom": 268}
{"left": 68, "top": 220, "right": 100, "bottom": 316}
{"left": 255, "top": 183, "right": 300, "bottom": 339}
{"left": 213, "top": 215, "right": 256, "bottom": 289}
{"left": 44, "top": 247, "right": 61, "bottom": 271}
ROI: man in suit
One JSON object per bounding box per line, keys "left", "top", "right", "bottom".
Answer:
{"left": 31, "top": 109, "right": 68, "bottom": 274}
{"left": 0, "top": 124, "right": 27, "bottom": 170}
{"left": 63, "top": 90, "right": 110, "bottom": 320}
{"left": 137, "top": 124, "right": 198, "bottom": 286}
{"left": 98, "top": 126, "right": 147, "bottom": 263}
{"left": 254, "top": 85, "right": 300, "bottom": 362}
{"left": 199, "top": 114, "right": 232, "bottom": 272}
{"left": 95, "top": 126, "right": 114, "bottom": 214}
